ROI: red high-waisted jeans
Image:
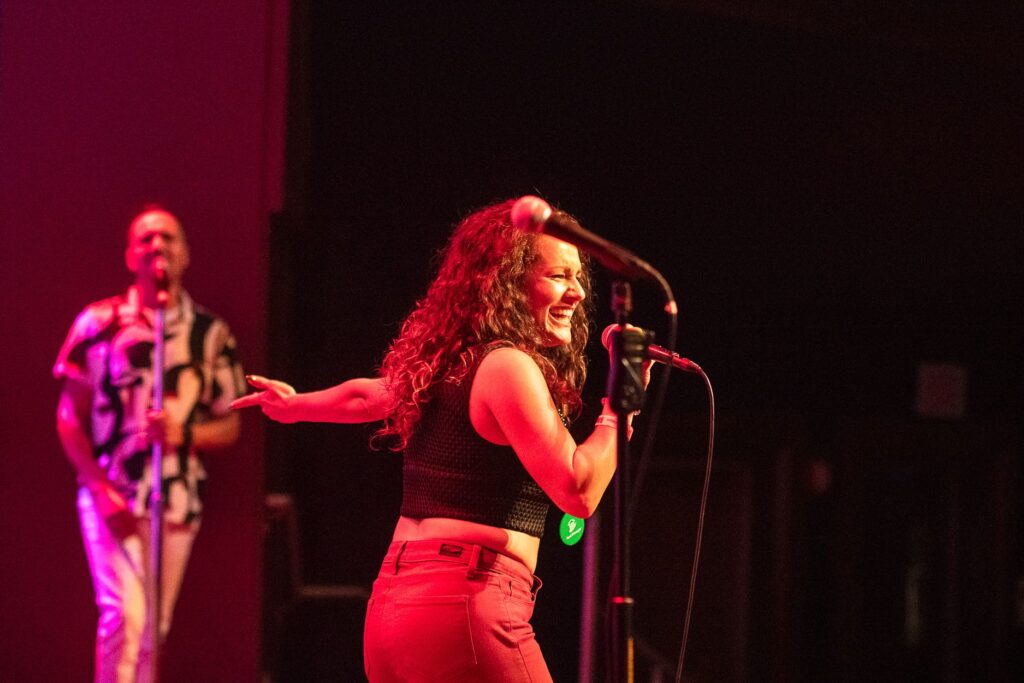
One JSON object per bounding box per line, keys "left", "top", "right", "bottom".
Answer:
{"left": 363, "top": 539, "right": 553, "bottom": 682}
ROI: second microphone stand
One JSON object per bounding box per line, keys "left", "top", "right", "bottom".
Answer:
{"left": 606, "top": 281, "right": 652, "bottom": 683}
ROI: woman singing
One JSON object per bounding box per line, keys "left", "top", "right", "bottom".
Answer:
{"left": 233, "top": 198, "right": 645, "bottom": 681}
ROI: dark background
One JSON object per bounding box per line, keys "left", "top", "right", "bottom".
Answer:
{"left": 267, "top": 2, "right": 1022, "bottom": 682}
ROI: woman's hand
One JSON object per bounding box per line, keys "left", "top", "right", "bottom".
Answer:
{"left": 230, "top": 374, "right": 299, "bottom": 423}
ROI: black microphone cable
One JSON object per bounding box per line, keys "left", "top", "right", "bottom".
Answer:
{"left": 622, "top": 273, "right": 716, "bottom": 683}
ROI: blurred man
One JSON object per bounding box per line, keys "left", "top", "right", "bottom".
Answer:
{"left": 54, "top": 206, "right": 244, "bottom": 682}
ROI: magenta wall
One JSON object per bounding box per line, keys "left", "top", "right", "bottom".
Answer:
{"left": 0, "top": 3, "right": 286, "bottom": 680}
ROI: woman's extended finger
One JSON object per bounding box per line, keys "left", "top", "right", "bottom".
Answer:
{"left": 231, "top": 393, "right": 265, "bottom": 410}
{"left": 246, "top": 374, "right": 295, "bottom": 396}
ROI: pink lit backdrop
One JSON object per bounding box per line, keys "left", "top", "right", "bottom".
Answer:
{"left": 0, "top": 3, "right": 287, "bottom": 679}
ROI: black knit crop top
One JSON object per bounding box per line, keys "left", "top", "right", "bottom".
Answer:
{"left": 400, "top": 363, "right": 551, "bottom": 538}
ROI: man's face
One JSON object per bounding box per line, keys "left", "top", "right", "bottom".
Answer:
{"left": 124, "top": 210, "right": 189, "bottom": 284}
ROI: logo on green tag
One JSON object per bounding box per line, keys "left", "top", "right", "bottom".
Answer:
{"left": 559, "top": 513, "right": 585, "bottom": 546}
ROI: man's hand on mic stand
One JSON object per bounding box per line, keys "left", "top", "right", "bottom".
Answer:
{"left": 145, "top": 408, "right": 188, "bottom": 449}
{"left": 85, "top": 479, "right": 138, "bottom": 542}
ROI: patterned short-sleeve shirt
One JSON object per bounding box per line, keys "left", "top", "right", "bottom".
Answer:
{"left": 54, "top": 286, "right": 244, "bottom": 522}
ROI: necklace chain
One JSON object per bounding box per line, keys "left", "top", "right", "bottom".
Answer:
{"left": 555, "top": 405, "right": 569, "bottom": 428}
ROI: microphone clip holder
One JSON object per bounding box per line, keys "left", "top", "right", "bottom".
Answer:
{"left": 606, "top": 326, "right": 651, "bottom": 417}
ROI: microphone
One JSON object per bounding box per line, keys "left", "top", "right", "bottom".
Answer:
{"left": 153, "top": 256, "right": 169, "bottom": 281}
{"left": 152, "top": 256, "right": 171, "bottom": 305}
{"left": 602, "top": 324, "right": 701, "bottom": 373}
{"left": 511, "top": 195, "right": 658, "bottom": 282}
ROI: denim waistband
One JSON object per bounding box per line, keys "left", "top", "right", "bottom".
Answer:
{"left": 382, "top": 539, "right": 539, "bottom": 588}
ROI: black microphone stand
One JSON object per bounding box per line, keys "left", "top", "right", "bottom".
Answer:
{"left": 606, "top": 281, "right": 650, "bottom": 683}
{"left": 148, "top": 276, "right": 169, "bottom": 683}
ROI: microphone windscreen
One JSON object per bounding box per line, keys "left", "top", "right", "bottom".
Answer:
{"left": 601, "top": 323, "right": 620, "bottom": 350}
{"left": 511, "top": 195, "right": 552, "bottom": 233}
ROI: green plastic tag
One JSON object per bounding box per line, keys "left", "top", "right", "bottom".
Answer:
{"left": 559, "top": 513, "right": 585, "bottom": 546}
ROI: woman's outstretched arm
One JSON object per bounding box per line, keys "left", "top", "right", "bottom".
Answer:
{"left": 231, "top": 374, "right": 389, "bottom": 424}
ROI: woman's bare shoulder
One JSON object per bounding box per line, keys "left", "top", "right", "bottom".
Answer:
{"left": 477, "top": 346, "right": 543, "bottom": 378}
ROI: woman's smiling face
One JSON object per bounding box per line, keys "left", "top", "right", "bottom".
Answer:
{"left": 526, "top": 235, "right": 586, "bottom": 347}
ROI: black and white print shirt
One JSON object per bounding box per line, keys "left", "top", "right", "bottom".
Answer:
{"left": 54, "top": 286, "right": 244, "bottom": 522}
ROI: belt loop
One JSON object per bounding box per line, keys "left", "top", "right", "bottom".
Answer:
{"left": 393, "top": 541, "right": 407, "bottom": 574}
{"left": 465, "top": 544, "right": 482, "bottom": 578}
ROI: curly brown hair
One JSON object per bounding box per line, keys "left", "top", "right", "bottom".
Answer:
{"left": 373, "top": 198, "right": 593, "bottom": 450}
